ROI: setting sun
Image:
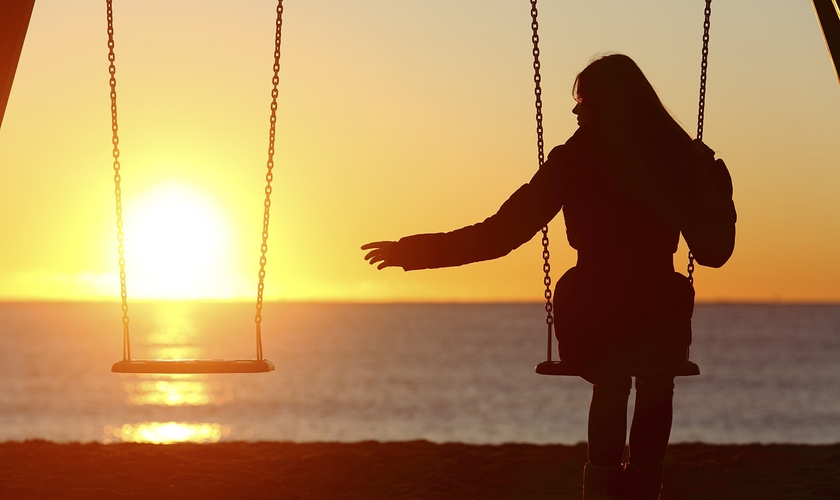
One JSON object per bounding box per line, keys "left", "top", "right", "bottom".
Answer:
{"left": 123, "top": 182, "right": 237, "bottom": 300}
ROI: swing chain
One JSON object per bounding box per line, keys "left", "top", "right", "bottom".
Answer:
{"left": 106, "top": 0, "right": 130, "bottom": 361}
{"left": 530, "top": 0, "right": 545, "bottom": 167}
{"left": 530, "top": 0, "right": 554, "bottom": 361}
{"left": 696, "top": 0, "right": 712, "bottom": 143}
{"left": 254, "top": 0, "right": 284, "bottom": 360}
{"left": 688, "top": 0, "right": 713, "bottom": 286}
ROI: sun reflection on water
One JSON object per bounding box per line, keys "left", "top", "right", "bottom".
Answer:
{"left": 110, "top": 304, "right": 239, "bottom": 443}
{"left": 103, "top": 422, "right": 231, "bottom": 444}
{"left": 145, "top": 302, "right": 204, "bottom": 360}
{"left": 119, "top": 303, "right": 236, "bottom": 407}
{"left": 122, "top": 376, "right": 234, "bottom": 406}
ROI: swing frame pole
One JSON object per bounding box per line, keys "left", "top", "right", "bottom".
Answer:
{"left": 0, "top": 0, "right": 36, "bottom": 131}
{"left": 813, "top": 0, "right": 840, "bottom": 83}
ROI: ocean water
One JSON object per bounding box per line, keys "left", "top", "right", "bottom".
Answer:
{"left": 0, "top": 302, "right": 837, "bottom": 445}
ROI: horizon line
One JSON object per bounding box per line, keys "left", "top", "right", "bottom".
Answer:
{"left": 1, "top": 299, "right": 839, "bottom": 306}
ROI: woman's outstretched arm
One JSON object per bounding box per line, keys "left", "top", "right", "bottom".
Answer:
{"left": 362, "top": 145, "right": 569, "bottom": 271}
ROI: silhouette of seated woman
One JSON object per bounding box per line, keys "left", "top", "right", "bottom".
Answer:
{"left": 363, "top": 54, "right": 703, "bottom": 499}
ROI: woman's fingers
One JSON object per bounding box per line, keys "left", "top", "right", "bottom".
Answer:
{"left": 361, "top": 241, "right": 392, "bottom": 250}
{"left": 364, "top": 249, "right": 382, "bottom": 261}
{"left": 366, "top": 253, "right": 384, "bottom": 265}
{"left": 361, "top": 241, "right": 395, "bottom": 269}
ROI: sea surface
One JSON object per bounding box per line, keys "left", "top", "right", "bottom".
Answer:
{"left": 0, "top": 302, "right": 838, "bottom": 445}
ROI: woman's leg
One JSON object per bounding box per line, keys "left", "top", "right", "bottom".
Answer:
{"left": 628, "top": 375, "right": 675, "bottom": 470}
{"left": 584, "top": 375, "right": 633, "bottom": 466}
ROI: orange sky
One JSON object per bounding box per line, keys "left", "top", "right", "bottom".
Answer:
{"left": 0, "top": 0, "right": 838, "bottom": 302}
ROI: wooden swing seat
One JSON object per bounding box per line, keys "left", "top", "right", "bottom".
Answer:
{"left": 111, "top": 359, "right": 275, "bottom": 374}
{"left": 535, "top": 360, "right": 700, "bottom": 377}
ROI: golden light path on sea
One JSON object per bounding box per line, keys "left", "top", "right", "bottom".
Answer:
{"left": 103, "top": 422, "right": 232, "bottom": 444}
{"left": 122, "top": 377, "right": 234, "bottom": 407}
{"left": 108, "top": 303, "right": 237, "bottom": 444}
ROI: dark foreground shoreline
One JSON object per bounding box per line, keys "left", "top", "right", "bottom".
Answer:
{"left": 0, "top": 441, "right": 838, "bottom": 499}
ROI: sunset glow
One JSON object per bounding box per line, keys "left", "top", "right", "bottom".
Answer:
{"left": 0, "top": 1, "right": 838, "bottom": 302}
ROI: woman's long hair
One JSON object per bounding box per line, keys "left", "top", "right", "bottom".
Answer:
{"left": 573, "top": 54, "right": 692, "bottom": 147}
{"left": 573, "top": 54, "right": 694, "bottom": 228}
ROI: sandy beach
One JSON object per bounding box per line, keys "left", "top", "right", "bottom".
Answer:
{"left": 0, "top": 441, "right": 836, "bottom": 499}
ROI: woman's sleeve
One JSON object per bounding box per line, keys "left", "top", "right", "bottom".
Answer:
{"left": 390, "top": 146, "right": 567, "bottom": 271}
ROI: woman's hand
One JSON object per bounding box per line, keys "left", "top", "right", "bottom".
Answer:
{"left": 361, "top": 241, "right": 396, "bottom": 270}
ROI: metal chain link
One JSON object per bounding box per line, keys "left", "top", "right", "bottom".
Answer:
{"left": 696, "top": 0, "right": 712, "bottom": 143}
{"left": 531, "top": 0, "right": 545, "bottom": 167}
{"left": 254, "top": 0, "right": 284, "bottom": 360}
{"left": 530, "top": 0, "right": 554, "bottom": 362}
{"left": 107, "top": 0, "right": 131, "bottom": 361}
{"left": 688, "top": 0, "right": 713, "bottom": 286}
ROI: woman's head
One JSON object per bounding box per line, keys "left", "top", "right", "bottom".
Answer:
{"left": 572, "top": 54, "right": 678, "bottom": 133}
{"left": 572, "top": 54, "right": 695, "bottom": 220}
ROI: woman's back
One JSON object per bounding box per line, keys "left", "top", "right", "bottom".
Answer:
{"left": 555, "top": 121, "right": 693, "bottom": 277}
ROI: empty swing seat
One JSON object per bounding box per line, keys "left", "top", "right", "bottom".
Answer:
{"left": 104, "top": 0, "right": 284, "bottom": 377}
{"left": 112, "top": 359, "right": 275, "bottom": 374}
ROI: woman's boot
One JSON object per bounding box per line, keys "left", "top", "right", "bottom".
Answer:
{"left": 582, "top": 462, "right": 623, "bottom": 500}
{"left": 621, "top": 463, "right": 663, "bottom": 500}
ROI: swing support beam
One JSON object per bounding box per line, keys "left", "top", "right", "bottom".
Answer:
{"left": 0, "top": 0, "right": 36, "bottom": 130}
{"left": 813, "top": 0, "right": 840, "bottom": 83}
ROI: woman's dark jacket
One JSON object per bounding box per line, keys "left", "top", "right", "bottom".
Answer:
{"left": 389, "top": 124, "right": 696, "bottom": 376}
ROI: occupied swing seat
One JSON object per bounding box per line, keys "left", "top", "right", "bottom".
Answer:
{"left": 536, "top": 348, "right": 699, "bottom": 377}
{"left": 536, "top": 360, "right": 699, "bottom": 376}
